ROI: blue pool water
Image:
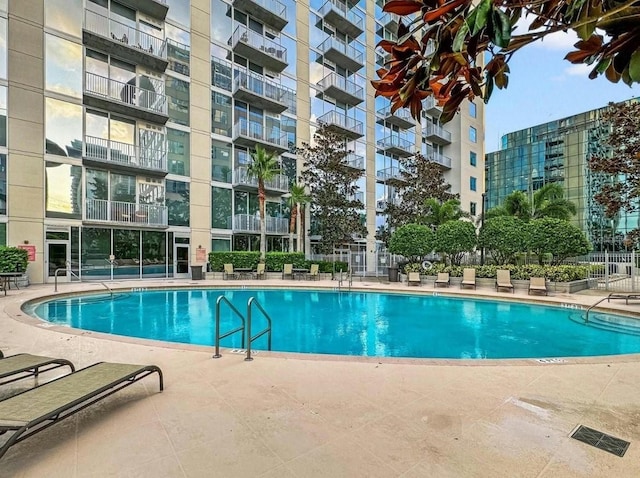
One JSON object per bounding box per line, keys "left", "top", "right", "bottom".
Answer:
{"left": 30, "top": 289, "right": 640, "bottom": 359}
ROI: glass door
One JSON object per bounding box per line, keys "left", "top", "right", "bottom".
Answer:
{"left": 174, "top": 244, "right": 190, "bottom": 278}
{"left": 46, "top": 241, "right": 69, "bottom": 282}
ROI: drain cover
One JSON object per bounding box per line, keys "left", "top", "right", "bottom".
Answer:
{"left": 571, "top": 425, "right": 630, "bottom": 457}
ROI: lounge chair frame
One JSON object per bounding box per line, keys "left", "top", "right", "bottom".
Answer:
{"left": 223, "top": 263, "right": 237, "bottom": 280}
{"left": 460, "top": 268, "right": 476, "bottom": 290}
{"left": 496, "top": 269, "right": 514, "bottom": 293}
{"left": 434, "top": 273, "right": 450, "bottom": 288}
{"left": 407, "top": 272, "right": 421, "bottom": 286}
{"left": 0, "top": 354, "right": 75, "bottom": 387}
{"left": 308, "top": 264, "right": 319, "bottom": 281}
{"left": 528, "top": 277, "right": 548, "bottom": 296}
{"left": 0, "top": 362, "right": 163, "bottom": 461}
{"left": 282, "top": 263, "right": 293, "bottom": 280}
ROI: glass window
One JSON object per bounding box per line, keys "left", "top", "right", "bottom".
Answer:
{"left": 469, "top": 126, "right": 477, "bottom": 143}
{"left": 45, "top": 34, "right": 82, "bottom": 98}
{"left": 0, "top": 18, "right": 6, "bottom": 80}
{"left": 167, "top": 128, "right": 190, "bottom": 176}
{"left": 81, "top": 227, "right": 111, "bottom": 271}
{"left": 470, "top": 151, "right": 477, "bottom": 167}
{"left": 86, "top": 169, "right": 108, "bottom": 200}
{"left": 212, "top": 186, "right": 232, "bottom": 229}
{"left": 0, "top": 86, "right": 5, "bottom": 147}
{"left": 166, "top": 24, "right": 191, "bottom": 76}
{"left": 211, "top": 0, "right": 232, "bottom": 44}
{"left": 470, "top": 202, "right": 477, "bottom": 216}
{"left": 111, "top": 173, "right": 136, "bottom": 202}
{"left": 45, "top": 0, "right": 82, "bottom": 37}
{"left": 211, "top": 91, "right": 232, "bottom": 136}
{"left": 212, "top": 140, "right": 231, "bottom": 182}
{"left": 45, "top": 162, "right": 82, "bottom": 219}
{"left": 166, "top": 180, "right": 190, "bottom": 226}
{"left": 470, "top": 176, "right": 477, "bottom": 191}
{"left": 212, "top": 57, "right": 232, "bottom": 90}
{"left": 46, "top": 98, "right": 82, "bottom": 157}
{"left": 469, "top": 101, "right": 477, "bottom": 118}
{"left": 166, "top": 0, "right": 191, "bottom": 28}
{"left": 0, "top": 154, "right": 5, "bottom": 215}
{"left": 212, "top": 238, "right": 230, "bottom": 251}
{"left": 166, "top": 77, "right": 190, "bottom": 125}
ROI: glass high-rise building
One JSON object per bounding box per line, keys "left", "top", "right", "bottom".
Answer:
{"left": 3, "top": 0, "right": 484, "bottom": 283}
{"left": 485, "top": 99, "right": 639, "bottom": 251}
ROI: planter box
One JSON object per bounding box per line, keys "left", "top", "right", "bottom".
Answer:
{"left": 450, "top": 277, "right": 462, "bottom": 287}
{"left": 548, "top": 279, "right": 591, "bottom": 294}
{"left": 512, "top": 279, "right": 529, "bottom": 292}
{"left": 476, "top": 278, "right": 496, "bottom": 290}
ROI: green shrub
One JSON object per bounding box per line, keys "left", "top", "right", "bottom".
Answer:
{"left": 404, "top": 262, "right": 423, "bottom": 273}
{"left": 388, "top": 223, "right": 435, "bottom": 261}
{"left": 265, "top": 252, "right": 306, "bottom": 271}
{"left": 208, "top": 251, "right": 260, "bottom": 271}
{"left": 427, "top": 264, "right": 589, "bottom": 281}
{"left": 0, "top": 247, "right": 28, "bottom": 273}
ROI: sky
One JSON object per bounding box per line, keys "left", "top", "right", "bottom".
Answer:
{"left": 484, "top": 29, "right": 640, "bottom": 153}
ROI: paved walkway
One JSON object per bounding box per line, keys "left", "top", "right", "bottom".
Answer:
{"left": 1, "top": 279, "right": 640, "bottom": 477}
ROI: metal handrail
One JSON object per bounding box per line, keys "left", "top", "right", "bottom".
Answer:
{"left": 213, "top": 296, "right": 246, "bottom": 358}
{"left": 585, "top": 292, "right": 640, "bottom": 323}
{"left": 54, "top": 261, "right": 113, "bottom": 293}
{"left": 245, "top": 297, "right": 273, "bottom": 361}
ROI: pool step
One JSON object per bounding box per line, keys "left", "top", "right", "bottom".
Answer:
{"left": 569, "top": 314, "right": 640, "bottom": 337}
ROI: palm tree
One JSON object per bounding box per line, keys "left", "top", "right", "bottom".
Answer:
{"left": 532, "top": 183, "right": 577, "bottom": 220}
{"left": 422, "top": 198, "right": 469, "bottom": 228}
{"left": 485, "top": 190, "right": 532, "bottom": 221}
{"left": 247, "top": 146, "right": 280, "bottom": 260}
{"left": 287, "top": 183, "right": 310, "bottom": 253}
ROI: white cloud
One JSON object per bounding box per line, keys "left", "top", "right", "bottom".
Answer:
{"left": 512, "top": 14, "right": 579, "bottom": 51}
{"left": 564, "top": 63, "right": 592, "bottom": 76}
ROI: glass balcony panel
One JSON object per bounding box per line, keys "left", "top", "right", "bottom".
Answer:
{"left": 376, "top": 136, "right": 414, "bottom": 157}
{"left": 319, "top": 0, "right": 364, "bottom": 37}
{"left": 230, "top": 26, "right": 287, "bottom": 72}
{"left": 317, "top": 72, "right": 364, "bottom": 106}
{"left": 424, "top": 123, "right": 452, "bottom": 144}
{"left": 377, "top": 105, "right": 415, "bottom": 129}
{"left": 233, "top": 166, "right": 289, "bottom": 193}
{"left": 317, "top": 36, "right": 363, "bottom": 72}
{"left": 233, "top": 70, "right": 291, "bottom": 113}
{"left": 317, "top": 110, "right": 364, "bottom": 139}
{"left": 234, "top": 118, "right": 289, "bottom": 152}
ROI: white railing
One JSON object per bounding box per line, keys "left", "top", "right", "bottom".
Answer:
{"left": 377, "top": 136, "right": 413, "bottom": 152}
{"left": 85, "top": 10, "right": 167, "bottom": 60}
{"left": 425, "top": 123, "right": 452, "bottom": 142}
{"left": 318, "top": 72, "right": 364, "bottom": 102}
{"left": 233, "top": 214, "right": 288, "bottom": 234}
{"left": 317, "top": 110, "right": 364, "bottom": 136}
{"left": 318, "top": 36, "right": 364, "bottom": 65}
{"left": 319, "top": 0, "right": 364, "bottom": 31}
{"left": 233, "top": 71, "right": 292, "bottom": 105}
{"left": 377, "top": 105, "right": 414, "bottom": 123}
{"left": 425, "top": 150, "right": 452, "bottom": 168}
{"left": 234, "top": 119, "right": 289, "bottom": 149}
{"left": 84, "top": 136, "right": 167, "bottom": 171}
{"left": 85, "top": 72, "right": 167, "bottom": 115}
{"left": 343, "top": 153, "right": 364, "bottom": 169}
{"left": 233, "top": 166, "right": 289, "bottom": 192}
{"left": 231, "top": 26, "right": 287, "bottom": 64}
{"left": 85, "top": 199, "right": 168, "bottom": 226}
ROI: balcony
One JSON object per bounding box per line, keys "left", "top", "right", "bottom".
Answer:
{"left": 424, "top": 123, "right": 452, "bottom": 144}
{"left": 233, "top": 0, "right": 288, "bottom": 31}
{"left": 317, "top": 73, "right": 364, "bottom": 106}
{"left": 377, "top": 136, "right": 414, "bottom": 157}
{"left": 377, "top": 105, "right": 415, "bottom": 129}
{"left": 424, "top": 148, "right": 452, "bottom": 169}
{"left": 84, "top": 72, "right": 168, "bottom": 124}
{"left": 116, "top": 0, "right": 168, "bottom": 20}
{"left": 233, "top": 214, "right": 288, "bottom": 234}
{"left": 317, "top": 110, "right": 364, "bottom": 140}
{"left": 233, "top": 119, "right": 289, "bottom": 153}
{"left": 230, "top": 26, "right": 287, "bottom": 73}
{"left": 424, "top": 96, "right": 442, "bottom": 117}
{"left": 376, "top": 197, "right": 400, "bottom": 211}
{"left": 83, "top": 10, "right": 168, "bottom": 72}
{"left": 379, "top": 11, "right": 402, "bottom": 33}
{"left": 376, "top": 167, "right": 406, "bottom": 184}
{"left": 233, "top": 166, "right": 290, "bottom": 194}
{"left": 233, "top": 71, "right": 291, "bottom": 113}
{"left": 348, "top": 191, "right": 364, "bottom": 203}
{"left": 318, "top": 36, "right": 364, "bottom": 72}
{"left": 319, "top": 0, "right": 364, "bottom": 37}
{"left": 83, "top": 136, "right": 168, "bottom": 175}
{"left": 85, "top": 199, "right": 168, "bottom": 227}
{"left": 342, "top": 153, "right": 365, "bottom": 170}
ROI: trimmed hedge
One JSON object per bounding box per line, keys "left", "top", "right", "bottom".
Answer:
{"left": 420, "top": 263, "right": 589, "bottom": 281}
{"left": 208, "top": 251, "right": 348, "bottom": 274}
{"left": 0, "top": 247, "right": 28, "bottom": 273}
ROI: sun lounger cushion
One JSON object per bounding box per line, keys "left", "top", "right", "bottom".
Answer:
{"left": 0, "top": 354, "right": 75, "bottom": 386}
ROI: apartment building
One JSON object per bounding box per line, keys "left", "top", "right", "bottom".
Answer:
{"left": 4, "top": 0, "right": 483, "bottom": 283}
{"left": 485, "top": 100, "right": 639, "bottom": 251}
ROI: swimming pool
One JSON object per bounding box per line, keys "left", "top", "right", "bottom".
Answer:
{"left": 30, "top": 288, "right": 640, "bottom": 359}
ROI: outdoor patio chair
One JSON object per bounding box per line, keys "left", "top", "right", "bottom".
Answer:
{"left": 434, "top": 272, "right": 450, "bottom": 288}
{"left": 460, "top": 268, "right": 476, "bottom": 289}
{"left": 0, "top": 354, "right": 75, "bottom": 387}
{"left": 0, "top": 361, "right": 163, "bottom": 461}
{"left": 282, "top": 263, "right": 293, "bottom": 280}
{"left": 223, "top": 263, "right": 237, "bottom": 280}
{"left": 496, "top": 269, "right": 514, "bottom": 293}
{"left": 254, "top": 263, "right": 266, "bottom": 280}
{"left": 528, "top": 277, "right": 548, "bottom": 296}
{"left": 407, "top": 272, "right": 421, "bottom": 286}
{"left": 308, "top": 264, "right": 319, "bottom": 281}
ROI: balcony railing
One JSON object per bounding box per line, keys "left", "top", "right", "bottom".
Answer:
{"left": 233, "top": 166, "right": 289, "bottom": 193}
{"left": 377, "top": 136, "right": 414, "bottom": 156}
{"left": 319, "top": 0, "right": 364, "bottom": 37}
{"left": 234, "top": 119, "right": 289, "bottom": 151}
{"left": 425, "top": 149, "right": 452, "bottom": 169}
{"left": 230, "top": 26, "right": 287, "bottom": 70}
{"left": 425, "top": 122, "right": 452, "bottom": 144}
{"left": 376, "top": 167, "right": 405, "bottom": 183}
{"left": 377, "top": 105, "right": 415, "bottom": 129}
{"left": 232, "top": 0, "right": 287, "bottom": 31}
{"left": 317, "top": 72, "right": 364, "bottom": 104}
{"left": 424, "top": 96, "right": 442, "bottom": 117}
{"left": 233, "top": 70, "right": 292, "bottom": 112}
{"left": 85, "top": 198, "right": 167, "bottom": 227}
{"left": 343, "top": 153, "right": 365, "bottom": 170}
{"left": 84, "top": 10, "right": 167, "bottom": 60}
{"left": 233, "top": 214, "right": 288, "bottom": 234}
{"left": 317, "top": 36, "right": 364, "bottom": 71}
{"left": 317, "top": 110, "right": 364, "bottom": 138}
{"left": 84, "top": 72, "right": 167, "bottom": 115}
{"left": 348, "top": 191, "right": 364, "bottom": 203}
{"left": 84, "top": 136, "right": 167, "bottom": 172}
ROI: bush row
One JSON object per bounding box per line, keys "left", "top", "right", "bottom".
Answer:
{"left": 0, "top": 247, "right": 28, "bottom": 273}
{"left": 406, "top": 263, "right": 590, "bottom": 282}
{"left": 208, "top": 252, "right": 348, "bottom": 274}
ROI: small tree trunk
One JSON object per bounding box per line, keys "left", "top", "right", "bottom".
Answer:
{"left": 289, "top": 206, "right": 297, "bottom": 253}
{"left": 297, "top": 203, "right": 303, "bottom": 253}
{"left": 259, "top": 182, "right": 267, "bottom": 260}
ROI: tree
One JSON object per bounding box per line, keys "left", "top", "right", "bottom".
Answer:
{"left": 485, "top": 190, "right": 531, "bottom": 221}
{"left": 532, "top": 183, "right": 577, "bottom": 220}
{"left": 434, "top": 220, "right": 477, "bottom": 265}
{"left": 372, "top": 0, "right": 640, "bottom": 122}
{"left": 388, "top": 223, "right": 435, "bottom": 262}
{"left": 423, "top": 198, "right": 469, "bottom": 228}
{"left": 589, "top": 100, "right": 640, "bottom": 246}
{"left": 529, "top": 218, "right": 591, "bottom": 264}
{"left": 379, "top": 154, "right": 456, "bottom": 244}
{"left": 299, "top": 124, "right": 366, "bottom": 254}
{"left": 287, "top": 183, "right": 310, "bottom": 253}
{"left": 247, "top": 145, "right": 280, "bottom": 260}
{"left": 478, "top": 216, "right": 528, "bottom": 265}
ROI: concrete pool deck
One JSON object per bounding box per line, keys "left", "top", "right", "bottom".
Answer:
{"left": 2, "top": 278, "right": 640, "bottom": 477}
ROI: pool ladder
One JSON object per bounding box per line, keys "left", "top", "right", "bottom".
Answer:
{"left": 213, "top": 295, "right": 272, "bottom": 361}
{"left": 337, "top": 270, "right": 352, "bottom": 292}
{"left": 584, "top": 292, "right": 640, "bottom": 323}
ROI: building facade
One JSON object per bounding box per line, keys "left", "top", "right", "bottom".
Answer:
{"left": 485, "top": 100, "right": 639, "bottom": 251}
{"left": 3, "top": 0, "right": 484, "bottom": 283}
